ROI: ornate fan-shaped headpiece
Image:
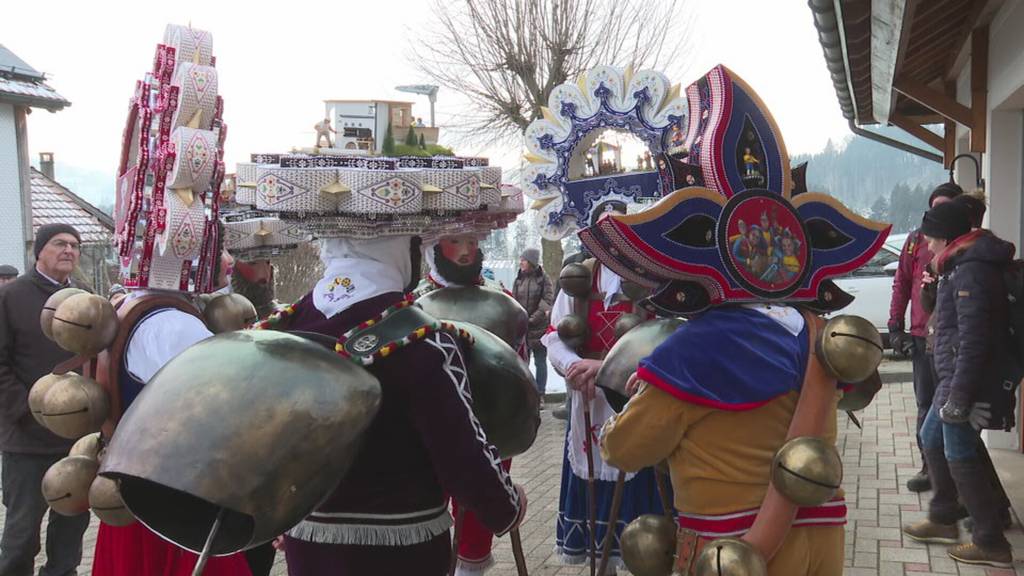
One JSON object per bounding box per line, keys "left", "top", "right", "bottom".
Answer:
{"left": 545, "top": 65, "right": 892, "bottom": 316}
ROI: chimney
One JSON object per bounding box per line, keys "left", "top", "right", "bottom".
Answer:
{"left": 39, "top": 152, "right": 54, "bottom": 179}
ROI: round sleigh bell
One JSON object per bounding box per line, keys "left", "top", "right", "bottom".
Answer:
{"left": 771, "top": 436, "right": 843, "bottom": 507}
{"left": 70, "top": 432, "right": 103, "bottom": 461}
{"left": 29, "top": 373, "right": 69, "bottom": 426}
{"left": 556, "top": 314, "right": 589, "bottom": 350}
{"left": 89, "top": 475, "right": 135, "bottom": 527}
{"left": 100, "top": 330, "right": 382, "bottom": 555}
{"left": 41, "top": 455, "right": 98, "bottom": 516}
{"left": 40, "top": 373, "right": 109, "bottom": 440}
{"left": 559, "top": 263, "right": 592, "bottom": 298}
{"left": 816, "top": 315, "right": 883, "bottom": 384}
{"left": 51, "top": 293, "right": 119, "bottom": 357}
{"left": 693, "top": 538, "right": 768, "bottom": 576}
{"left": 204, "top": 293, "right": 259, "bottom": 333}
{"left": 620, "top": 514, "right": 677, "bottom": 576}
{"left": 40, "top": 287, "right": 86, "bottom": 340}
{"left": 416, "top": 286, "right": 528, "bottom": 349}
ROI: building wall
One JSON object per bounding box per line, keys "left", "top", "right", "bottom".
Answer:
{"left": 951, "top": 0, "right": 1024, "bottom": 449}
{"left": 0, "top": 102, "right": 27, "bottom": 272}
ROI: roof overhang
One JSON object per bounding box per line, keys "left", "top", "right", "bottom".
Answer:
{"left": 812, "top": 0, "right": 1005, "bottom": 165}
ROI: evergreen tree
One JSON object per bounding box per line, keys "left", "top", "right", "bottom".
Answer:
{"left": 382, "top": 122, "right": 396, "bottom": 155}
{"left": 405, "top": 125, "right": 418, "bottom": 146}
{"left": 869, "top": 194, "right": 890, "bottom": 222}
{"left": 418, "top": 133, "right": 426, "bottom": 149}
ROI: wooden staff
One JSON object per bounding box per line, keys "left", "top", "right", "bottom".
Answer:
{"left": 596, "top": 470, "right": 627, "bottom": 576}
{"left": 509, "top": 527, "right": 529, "bottom": 576}
{"left": 192, "top": 507, "right": 225, "bottom": 576}
{"left": 654, "top": 465, "right": 673, "bottom": 520}
{"left": 448, "top": 506, "right": 465, "bottom": 576}
{"left": 583, "top": 401, "right": 598, "bottom": 576}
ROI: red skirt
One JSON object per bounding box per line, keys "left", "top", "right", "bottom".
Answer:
{"left": 92, "top": 521, "right": 252, "bottom": 576}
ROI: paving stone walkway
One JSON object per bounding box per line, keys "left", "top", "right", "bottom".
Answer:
{"left": 5, "top": 377, "right": 1024, "bottom": 575}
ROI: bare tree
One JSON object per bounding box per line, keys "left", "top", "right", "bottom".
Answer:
{"left": 413, "top": 0, "right": 692, "bottom": 276}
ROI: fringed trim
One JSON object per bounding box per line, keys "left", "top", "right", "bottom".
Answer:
{"left": 455, "top": 553, "right": 495, "bottom": 574}
{"left": 554, "top": 547, "right": 623, "bottom": 572}
{"left": 287, "top": 513, "right": 453, "bottom": 546}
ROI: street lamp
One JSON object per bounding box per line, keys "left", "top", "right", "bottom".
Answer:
{"left": 395, "top": 84, "right": 439, "bottom": 127}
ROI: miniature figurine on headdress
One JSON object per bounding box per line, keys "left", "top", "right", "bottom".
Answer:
{"left": 525, "top": 64, "right": 890, "bottom": 576}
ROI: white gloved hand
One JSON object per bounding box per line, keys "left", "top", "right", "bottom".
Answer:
{"left": 968, "top": 402, "right": 993, "bottom": 431}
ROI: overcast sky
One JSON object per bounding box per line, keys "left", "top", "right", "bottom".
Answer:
{"left": 2, "top": 0, "right": 851, "bottom": 205}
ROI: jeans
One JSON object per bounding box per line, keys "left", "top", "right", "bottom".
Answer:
{"left": 531, "top": 345, "right": 548, "bottom": 395}
{"left": 0, "top": 452, "right": 90, "bottom": 576}
{"left": 920, "top": 404, "right": 980, "bottom": 462}
{"left": 912, "top": 339, "right": 937, "bottom": 461}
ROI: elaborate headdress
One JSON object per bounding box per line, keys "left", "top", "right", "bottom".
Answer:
{"left": 218, "top": 173, "right": 311, "bottom": 261}
{"left": 526, "top": 65, "right": 890, "bottom": 316}
{"left": 235, "top": 153, "right": 521, "bottom": 240}
{"left": 114, "top": 25, "right": 226, "bottom": 292}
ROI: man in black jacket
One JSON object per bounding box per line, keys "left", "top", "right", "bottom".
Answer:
{"left": 0, "top": 224, "right": 91, "bottom": 576}
{"left": 903, "top": 202, "right": 1016, "bottom": 568}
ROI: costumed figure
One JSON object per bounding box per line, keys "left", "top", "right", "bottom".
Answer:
{"left": 28, "top": 25, "right": 259, "bottom": 576}
{"left": 314, "top": 117, "right": 336, "bottom": 148}
{"left": 231, "top": 149, "right": 534, "bottom": 575}
{"left": 523, "top": 65, "right": 707, "bottom": 574}
{"left": 560, "top": 65, "right": 890, "bottom": 576}
{"left": 412, "top": 201, "right": 528, "bottom": 575}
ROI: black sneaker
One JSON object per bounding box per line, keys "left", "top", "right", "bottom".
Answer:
{"left": 906, "top": 471, "right": 931, "bottom": 493}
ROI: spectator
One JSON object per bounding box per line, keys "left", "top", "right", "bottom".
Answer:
{"left": 888, "top": 181, "right": 962, "bottom": 493}
{"left": 903, "top": 201, "right": 1016, "bottom": 568}
{"left": 0, "top": 224, "right": 90, "bottom": 576}
{"left": 0, "top": 265, "right": 17, "bottom": 286}
{"left": 512, "top": 248, "right": 554, "bottom": 403}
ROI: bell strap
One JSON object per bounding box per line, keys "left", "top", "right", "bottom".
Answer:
{"left": 335, "top": 300, "right": 473, "bottom": 366}
{"left": 740, "top": 309, "right": 838, "bottom": 562}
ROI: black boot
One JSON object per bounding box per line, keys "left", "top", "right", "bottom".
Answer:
{"left": 922, "top": 447, "right": 962, "bottom": 525}
{"left": 907, "top": 467, "right": 931, "bottom": 493}
{"left": 948, "top": 460, "right": 1012, "bottom": 553}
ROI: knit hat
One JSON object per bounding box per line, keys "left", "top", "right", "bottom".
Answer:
{"left": 520, "top": 248, "right": 540, "bottom": 267}
{"left": 928, "top": 182, "right": 963, "bottom": 207}
{"left": 33, "top": 224, "right": 81, "bottom": 259}
{"left": 920, "top": 201, "right": 972, "bottom": 241}
{"left": 952, "top": 192, "right": 987, "bottom": 228}
{"left": 0, "top": 264, "right": 18, "bottom": 278}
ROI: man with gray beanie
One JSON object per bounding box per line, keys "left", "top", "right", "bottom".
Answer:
{"left": 0, "top": 223, "right": 90, "bottom": 576}
{"left": 512, "top": 248, "right": 554, "bottom": 402}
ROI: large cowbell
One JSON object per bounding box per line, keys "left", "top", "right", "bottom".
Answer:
{"left": 417, "top": 285, "right": 528, "bottom": 349}
{"left": 99, "top": 330, "right": 382, "bottom": 554}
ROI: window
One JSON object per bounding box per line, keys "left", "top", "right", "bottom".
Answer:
{"left": 344, "top": 127, "right": 372, "bottom": 138}
{"left": 847, "top": 249, "right": 899, "bottom": 278}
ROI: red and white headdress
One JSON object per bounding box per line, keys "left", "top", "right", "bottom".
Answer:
{"left": 114, "top": 24, "right": 226, "bottom": 293}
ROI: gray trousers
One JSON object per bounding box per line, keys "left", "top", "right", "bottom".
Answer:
{"left": 0, "top": 452, "right": 89, "bottom": 576}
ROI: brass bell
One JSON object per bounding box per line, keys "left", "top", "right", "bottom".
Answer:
{"left": 89, "top": 475, "right": 135, "bottom": 526}
{"left": 620, "top": 514, "right": 677, "bottom": 576}
{"left": 816, "top": 315, "right": 883, "bottom": 384}
{"left": 70, "top": 432, "right": 103, "bottom": 460}
{"left": 40, "top": 288, "right": 86, "bottom": 341}
{"left": 613, "top": 313, "right": 643, "bottom": 339}
{"left": 203, "top": 293, "right": 259, "bottom": 333}
{"left": 41, "top": 455, "right": 98, "bottom": 516}
{"left": 559, "top": 263, "right": 592, "bottom": 298}
{"left": 41, "top": 374, "right": 110, "bottom": 440}
{"left": 621, "top": 280, "right": 652, "bottom": 302}
{"left": 29, "top": 373, "right": 69, "bottom": 426}
{"left": 556, "top": 314, "right": 589, "bottom": 350}
{"left": 771, "top": 436, "right": 843, "bottom": 507}
{"left": 693, "top": 538, "right": 768, "bottom": 576}
{"left": 837, "top": 370, "right": 882, "bottom": 412}
{"left": 51, "top": 293, "right": 119, "bottom": 357}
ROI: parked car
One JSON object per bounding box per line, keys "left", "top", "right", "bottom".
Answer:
{"left": 828, "top": 233, "right": 909, "bottom": 349}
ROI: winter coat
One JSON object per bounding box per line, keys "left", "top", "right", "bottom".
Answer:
{"left": 0, "top": 269, "right": 84, "bottom": 454}
{"left": 931, "top": 230, "right": 1016, "bottom": 410}
{"left": 889, "top": 230, "right": 934, "bottom": 337}
{"left": 512, "top": 266, "right": 554, "bottom": 349}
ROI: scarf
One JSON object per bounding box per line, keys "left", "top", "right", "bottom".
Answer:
{"left": 313, "top": 237, "right": 413, "bottom": 318}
